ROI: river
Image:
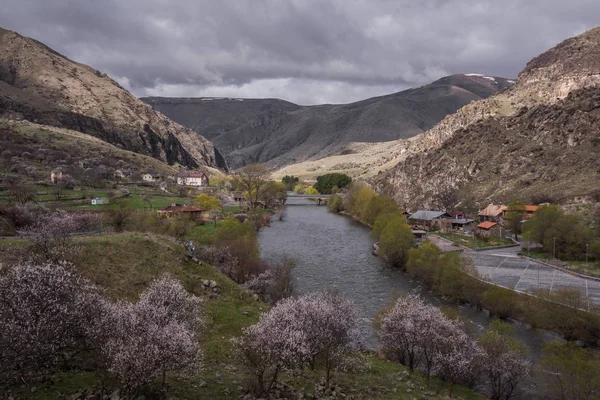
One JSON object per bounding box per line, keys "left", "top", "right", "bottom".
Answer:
{"left": 258, "top": 198, "right": 560, "bottom": 395}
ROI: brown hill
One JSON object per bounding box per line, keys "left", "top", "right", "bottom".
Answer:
{"left": 0, "top": 27, "right": 227, "bottom": 170}
{"left": 143, "top": 74, "right": 513, "bottom": 169}
{"left": 372, "top": 26, "right": 600, "bottom": 208}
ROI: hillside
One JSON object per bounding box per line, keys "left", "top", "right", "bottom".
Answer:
{"left": 0, "top": 27, "right": 227, "bottom": 170}
{"left": 0, "top": 119, "right": 181, "bottom": 181}
{"left": 372, "top": 26, "right": 600, "bottom": 208}
{"left": 143, "top": 74, "right": 512, "bottom": 169}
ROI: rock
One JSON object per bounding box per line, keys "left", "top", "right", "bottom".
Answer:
{"left": 30, "top": 387, "right": 37, "bottom": 393}
{"left": 253, "top": 294, "right": 260, "bottom": 301}
{"left": 209, "top": 280, "right": 218, "bottom": 288}
{"left": 242, "top": 311, "right": 250, "bottom": 316}
{"left": 109, "top": 389, "right": 121, "bottom": 400}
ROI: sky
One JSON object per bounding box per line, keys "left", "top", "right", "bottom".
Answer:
{"left": 1, "top": 0, "right": 598, "bottom": 105}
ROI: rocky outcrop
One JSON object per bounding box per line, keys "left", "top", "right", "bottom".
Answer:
{"left": 0, "top": 27, "right": 227, "bottom": 170}
{"left": 372, "top": 26, "right": 600, "bottom": 208}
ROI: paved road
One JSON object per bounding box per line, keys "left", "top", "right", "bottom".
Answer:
{"left": 465, "top": 246, "right": 600, "bottom": 307}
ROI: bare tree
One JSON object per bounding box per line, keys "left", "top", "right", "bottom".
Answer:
{"left": 232, "top": 164, "right": 272, "bottom": 209}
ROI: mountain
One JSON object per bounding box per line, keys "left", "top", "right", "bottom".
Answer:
{"left": 143, "top": 74, "right": 513, "bottom": 169}
{"left": 0, "top": 27, "right": 226, "bottom": 171}
{"left": 372, "top": 26, "right": 600, "bottom": 209}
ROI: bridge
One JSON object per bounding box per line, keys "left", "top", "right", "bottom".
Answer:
{"left": 286, "top": 194, "right": 331, "bottom": 198}
{"left": 285, "top": 193, "right": 331, "bottom": 205}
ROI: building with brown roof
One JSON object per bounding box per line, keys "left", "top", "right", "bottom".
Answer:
{"left": 478, "top": 204, "right": 507, "bottom": 223}
{"left": 475, "top": 221, "right": 501, "bottom": 238}
{"left": 157, "top": 204, "right": 206, "bottom": 220}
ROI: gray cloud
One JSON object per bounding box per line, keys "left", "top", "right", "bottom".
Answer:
{"left": 1, "top": 0, "right": 598, "bottom": 104}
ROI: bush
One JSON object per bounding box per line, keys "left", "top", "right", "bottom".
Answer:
{"left": 305, "top": 186, "right": 319, "bottom": 195}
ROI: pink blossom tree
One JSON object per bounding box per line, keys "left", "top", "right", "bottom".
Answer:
{"left": 235, "top": 292, "right": 361, "bottom": 394}
{"left": 377, "top": 294, "right": 427, "bottom": 373}
{"left": 479, "top": 321, "right": 531, "bottom": 400}
{"left": 24, "top": 211, "right": 100, "bottom": 264}
{"left": 102, "top": 277, "right": 202, "bottom": 397}
{"left": 294, "top": 292, "right": 361, "bottom": 385}
{"left": 377, "top": 293, "right": 484, "bottom": 393}
{"left": 0, "top": 261, "right": 105, "bottom": 380}
{"left": 234, "top": 297, "right": 310, "bottom": 395}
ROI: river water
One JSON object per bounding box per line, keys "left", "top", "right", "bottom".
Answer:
{"left": 258, "top": 198, "right": 560, "bottom": 395}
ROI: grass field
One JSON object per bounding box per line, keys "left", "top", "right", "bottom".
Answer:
{"left": 438, "top": 232, "right": 515, "bottom": 249}
{"left": 0, "top": 234, "right": 483, "bottom": 400}
{"left": 521, "top": 250, "right": 600, "bottom": 278}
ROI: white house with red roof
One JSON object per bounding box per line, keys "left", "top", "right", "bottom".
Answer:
{"left": 177, "top": 172, "right": 209, "bottom": 187}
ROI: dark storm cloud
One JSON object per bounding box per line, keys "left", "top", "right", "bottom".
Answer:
{"left": 0, "top": 0, "right": 598, "bottom": 104}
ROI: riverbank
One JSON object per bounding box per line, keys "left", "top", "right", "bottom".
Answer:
{"left": 330, "top": 206, "right": 600, "bottom": 346}
{"left": 0, "top": 233, "right": 485, "bottom": 400}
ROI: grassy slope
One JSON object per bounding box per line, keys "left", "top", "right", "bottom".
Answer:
{"left": 0, "top": 233, "right": 483, "bottom": 399}
{"left": 437, "top": 233, "right": 514, "bottom": 249}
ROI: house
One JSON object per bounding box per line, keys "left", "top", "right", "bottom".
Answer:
{"left": 451, "top": 218, "right": 475, "bottom": 232}
{"left": 478, "top": 204, "right": 507, "bottom": 223}
{"left": 114, "top": 168, "right": 131, "bottom": 179}
{"left": 91, "top": 197, "right": 109, "bottom": 205}
{"left": 142, "top": 172, "right": 160, "bottom": 182}
{"left": 157, "top": 204, "right": 206, "bottom": 220}
{"left": 412, "top": 229, "right": 428, "bottom": 241}
{"left": 177, "top": 172, "right": 209, "bottom": 187}
{"left": 50, "top": 168, "right": 64, "bottom": 184}
{"left": 523, "top": 205, "right": 539, "bottom": 220}
{"left": 475, "top": 221, "right": 502, "bottom": 238}
{"left": 408, "top": 210, "right": 451, "bottom": 231}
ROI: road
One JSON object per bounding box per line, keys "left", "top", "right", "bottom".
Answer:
{"left": 465, "top": 246, "right": 600, "bottom": 307}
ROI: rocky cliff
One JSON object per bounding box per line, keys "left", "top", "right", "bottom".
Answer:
{"left": 372, "top": 26, "right": 600, "bottom": 208}
{"left": 0, "top": 27, "right": 227, "bottom": 170}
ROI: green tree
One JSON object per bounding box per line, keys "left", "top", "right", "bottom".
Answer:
{"left": 194, "top": 194, "right": 222, "bottom": 226}
{"left": 364, "top": 195, "right": 399, "bottom": 226}
{"left": 438, "top": 252, "right": 468, "bottom": 300}
{"left": 281, "top": 175, "right": 299, "bottom": 191}
{"left": 504, "top": 200, "right": 525, "bottom": 240}
{"left": 483, "top": 286, "right": 518, "bottom": 318}
{"left": 314, "top": 173, "right": 352, "bottom": 194}
{"left": 541, "top": 340, "right": 600, "bottom": 400}
{"left": 305, "top": 187, "right": 319, "bottom": 195}
{"left": 262, "top": 181, "right": 287, "bottom": 208}
{"left": 522, "top": 204, "right": 563, "bottom": 247}
{"left": 544, "top": 215, "right": 595, "bottom": 260}
{"left": 372, "top": 213, "right": 407, "bottom": 240}
{"left": 406, "top": 242, "right": 441, "bottom": 287}
{"left": 591, "top": 239, "right": 600, "bottom": 260}
{"left": 327, "top": 194, "right": 344, "bottom": 213}
{"left": 378, "top": 217, "right": 414, "bottom": 268}
{"left": 194, "top": 194, "right": 222, "bottom": 211}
